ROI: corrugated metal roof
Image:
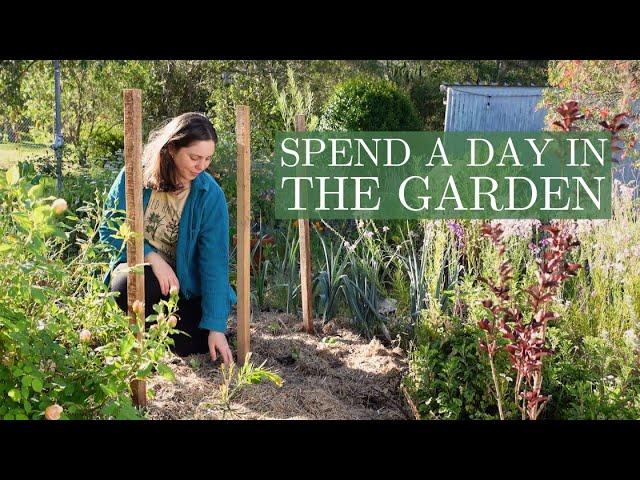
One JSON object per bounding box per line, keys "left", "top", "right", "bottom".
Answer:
{"left": 442, "top": 85, "right": 547, "bottom": 132}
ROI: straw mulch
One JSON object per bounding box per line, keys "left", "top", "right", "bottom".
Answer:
{"left": 145, "top": 311, "right": 413, "bottom": 420}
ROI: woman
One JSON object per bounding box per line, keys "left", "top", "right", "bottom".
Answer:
{"left": 99, "top": 112, "right": 237, "bottom": 365}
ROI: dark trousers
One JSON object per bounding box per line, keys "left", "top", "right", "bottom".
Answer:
{"left": 110, "top": 264, "right": 209, "bottom": 356}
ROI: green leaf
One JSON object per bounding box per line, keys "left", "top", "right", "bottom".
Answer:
{"left": 32, "top": 205, "right": 52, "bottom": 224}
{"left": 30, "top": 286, "right": 47, "bottom": 304}
{"left": 157, "top": 363, "right": 175, "bottom": 381}
{"left": 99, "top": 383, "right": 117, "bottom": 398}
{"left": 136, "top": 362, "right": 153, "bottom": 378}
{"left": 6, "top": 165, "right": 20, "bottom": 185}
{"left": 120, "top": 334, "right": 135, "bottom": 357}
{"left": 0, "top": 244, "right": 13, "bottom": 253}
{"left": 14, "top": 413, "right": 29, "bottom": 420}
{"left": 31, "top": 378, "right": 43, "bottom": 393}
{"left": 115, "top": 402, "right": 143, "bottom": 420}
{"left": 7, "top": 388, "right": 21, "bottom": 402}
{"left": 127, "top": 264, "right": 146, "bottom": 274}
{"left": 11, "top": 212, "right": 32, "bottom": 232}
{"left": 27, "top": 183, "right": 45, "bottom": 200}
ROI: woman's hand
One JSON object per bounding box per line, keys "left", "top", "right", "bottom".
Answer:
{"left": 146, "top": 252, "right": 179, "bottom": 296}
{"left": 208, "top": 331, "right": 234, "bottom": 365}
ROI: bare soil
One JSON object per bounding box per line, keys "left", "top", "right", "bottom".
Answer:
{"left": 145, "top": 311, "right": 412, "bottom": 420}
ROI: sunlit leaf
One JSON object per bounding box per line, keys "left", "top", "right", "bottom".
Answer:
{"left": 6, "top": 166, "right": 20, "bottom": 185}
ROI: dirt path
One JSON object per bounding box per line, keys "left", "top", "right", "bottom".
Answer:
{"left": 146, "top": 312, "right": 412, "bottom": 420}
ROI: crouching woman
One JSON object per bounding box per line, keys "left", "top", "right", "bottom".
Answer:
{"left": 98, "top": 112, "right": 237, "bottom": 365}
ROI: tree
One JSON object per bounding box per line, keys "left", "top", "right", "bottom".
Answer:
{"left": 21, "top": 60, "right": 155, "bottom": 165}
{"left": 143, "top": 61, "right": 212, "bottom": 129}
{"left": 203, "top": 60, "right": 358, "bottom": 157}
{"left": 0, "top": 60, "right": 38, "bottom": 142}
{"left": 543, "top": 60, "right": 640, "bottom": 166}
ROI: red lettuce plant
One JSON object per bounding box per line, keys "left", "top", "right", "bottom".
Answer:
{"left": 478, "top": 223, "right": 581, "bottom": 419}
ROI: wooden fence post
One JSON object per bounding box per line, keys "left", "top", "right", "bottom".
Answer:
{"left": 123, "top": 89, "right": 146, "bottom": 407}
{"left": 236, "top": 105, "right": 251, "bottom": 366}
{"left": 295, "top": 114, "right": 314, "bottom": 333}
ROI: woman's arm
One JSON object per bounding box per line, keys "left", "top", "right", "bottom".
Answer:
{"left": 197, "top": 185, "right": 232, "bottom": 333}
{"left": 197, "top": 185, "right": 234, "bottom": 364}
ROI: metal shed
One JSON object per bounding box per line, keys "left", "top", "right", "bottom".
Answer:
{"left": 441, "top": 84, "right": 547, "bottom": 132}
{"left": 440, "top": 83, "right": 639, "bottom": 188}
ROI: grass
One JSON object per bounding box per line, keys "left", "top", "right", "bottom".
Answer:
{"left": 0, "top": 142, "right": 51, "bottom": 170}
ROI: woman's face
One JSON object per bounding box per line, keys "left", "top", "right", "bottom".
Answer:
{"left": 170, "top": 140, "right": 215, "bottom": 185}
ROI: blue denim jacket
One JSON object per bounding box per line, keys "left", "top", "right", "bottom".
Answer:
{"left": 99, "top": 167, "right": 237, "bottom": 333}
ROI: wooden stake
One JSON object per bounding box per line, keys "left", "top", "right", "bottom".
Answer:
{"left": 123, "top": 89, "right": 146, "bottom": 407}
{"left": 295, "top": 114, "right": 314, "bottom": 333}
{"left": 236, "top": 105, "right": 251, "bottom": 366}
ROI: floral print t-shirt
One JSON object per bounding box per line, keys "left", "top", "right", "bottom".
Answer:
{"left": 143, "top": 188, "right": 191, "bottom": 269}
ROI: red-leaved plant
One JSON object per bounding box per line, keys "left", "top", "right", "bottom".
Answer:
{"left": 552, "top": 100, "right": 584, "bottom": 132}
{"left": 552, "top": 99, "right": 630, "bottom": 163}
{"left": 599, "top": 112, "right": 629, "bottom": 160}
{"left": 478, "top": 223, "right": 581, "bottom": 420}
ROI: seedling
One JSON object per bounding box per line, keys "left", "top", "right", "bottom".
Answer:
{"left": 268, "top": 322, "right": 281, "bottom": 335}
{"left": 217, "top": 353, "right": 283, "bottom": 416}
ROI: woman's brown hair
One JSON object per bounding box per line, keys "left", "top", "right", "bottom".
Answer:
{"left": 142, "top": 112, "right": 218, "bottom": 192}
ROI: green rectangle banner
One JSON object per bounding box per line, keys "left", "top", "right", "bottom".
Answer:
{"left": 275, "top": 132, "right": 612, "bottom": 220}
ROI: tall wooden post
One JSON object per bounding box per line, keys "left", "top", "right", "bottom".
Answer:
{"left": 295, "top": 114, "right": 314, "bottom": 333}
{"left": 236, "top": 105, "right": 251, "bottom": 366}
{"left": 123, "top": 89, "right": 146, "bottom": 407}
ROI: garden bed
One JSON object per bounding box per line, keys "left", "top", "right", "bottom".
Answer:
{"left": 146, "top": 311, "right": 412, "bottom": 420}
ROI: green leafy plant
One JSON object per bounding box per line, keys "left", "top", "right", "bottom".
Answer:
{"left": 0, "top": 166, "right": 177, "bottom": 420}
{"left": 320, "top": 76, "right": 422, "bottom": 131}
{"left": 313, "top": 229, "right": 348, "bottom": 324}
{"left": 265, "top": 220, "right": 300, "bottom": 313}
{"left": 403, "top": 320, "right": 506, "bottom": 420}
{"left": 218, "top": 353, "right": 283, "bottom": 416}
{"left": 271, "top": 66, "right": 319, "bottom": 131}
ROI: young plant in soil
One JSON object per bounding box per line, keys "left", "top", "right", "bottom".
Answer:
{"left": 217, "top": 353, "right": 283, "bottom": 417}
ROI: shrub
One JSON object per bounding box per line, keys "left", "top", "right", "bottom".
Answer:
{"left": 403, "top": 318, "right": 506, "bottom": 420}
{"left": 83, "top": 128, "right": 124, "bottom": 166}
{"left": 408, "top": 77, "right": 445, "bottom": 130}
{"left": 0, "top": 166, "right": 177, "bottom": 419}
{"left": 542, "top": 327, "right": 640, "bottom": 419}
{"left": 320, "top": 76, "right": 422, "bottom": 131}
